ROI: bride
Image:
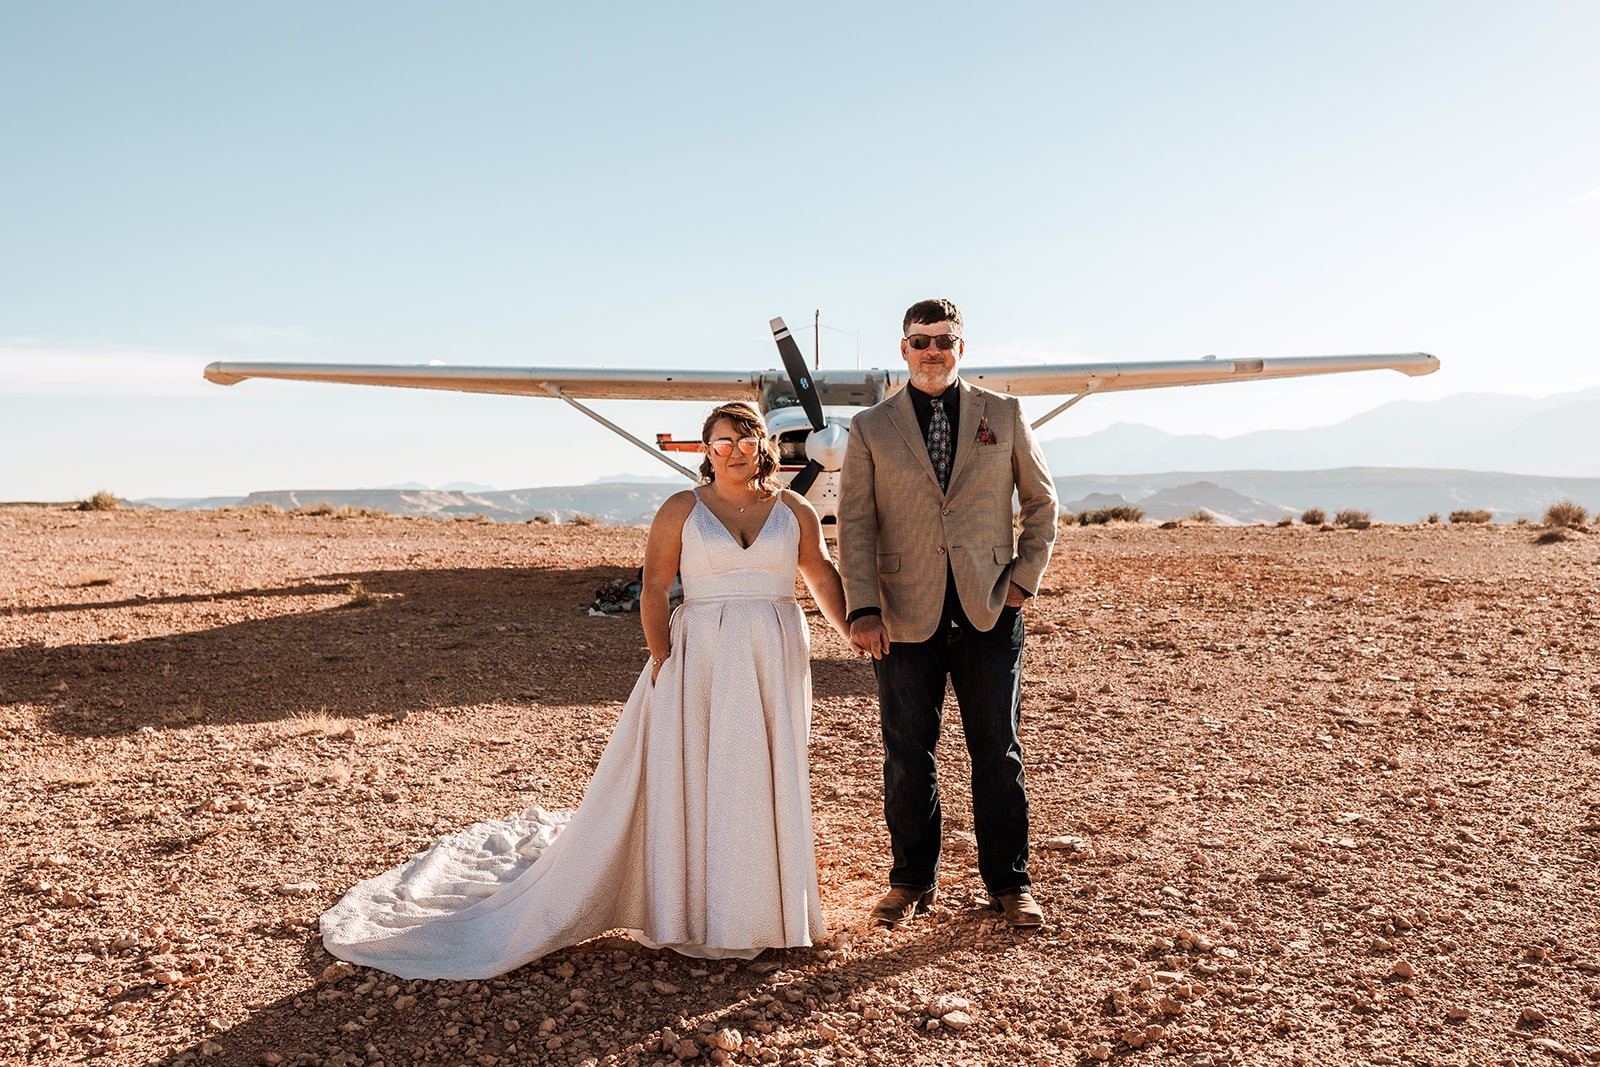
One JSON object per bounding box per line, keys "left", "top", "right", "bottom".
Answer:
{"left": 321, "top": 402, "right": 850, "bottom": 978}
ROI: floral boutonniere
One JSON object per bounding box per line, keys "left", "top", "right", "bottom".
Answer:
{"left": 974, "top": 417, "right": 998, "bottom": 445}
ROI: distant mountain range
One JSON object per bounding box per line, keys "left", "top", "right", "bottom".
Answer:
{"left": 122, "top": 388, "right": 1600, "bottom": 525}
{"left": 1041, "top": 386, "right": 1600, "bottom": 477}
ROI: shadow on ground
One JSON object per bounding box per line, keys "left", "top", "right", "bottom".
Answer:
{"left": 8, "top": 565, "right": 870, "bottom": 738}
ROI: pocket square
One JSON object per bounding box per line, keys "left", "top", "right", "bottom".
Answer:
{"left": 974, "top": 417, "right": 998, "bottom": 445}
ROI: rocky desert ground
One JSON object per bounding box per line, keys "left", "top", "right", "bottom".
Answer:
{"left": 2, "top": 505, "right": 1598, "bottom": 1067}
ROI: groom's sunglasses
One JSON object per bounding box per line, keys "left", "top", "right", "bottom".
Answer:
{"left": 905, "top": 333, "right": 961, "bottom": 351}
{"left": 708, "top": 436, "right": 761, "bottom": 456}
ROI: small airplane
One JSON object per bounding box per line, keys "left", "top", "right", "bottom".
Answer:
{"left": 205, "top": 317, "right": 1439, "bottom": 525}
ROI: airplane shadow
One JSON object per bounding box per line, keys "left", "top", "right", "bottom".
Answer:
{"left": 9, "top": 565, "right": 871, "bottom": 739}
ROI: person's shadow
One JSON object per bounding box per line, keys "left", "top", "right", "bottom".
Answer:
{"left": 154, "top": 909, "right": 1002, "bottom": 1067}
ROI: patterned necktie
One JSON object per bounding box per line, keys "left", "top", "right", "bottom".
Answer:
{"left": 927, "top": 396, "right": 952, "bottom": 491}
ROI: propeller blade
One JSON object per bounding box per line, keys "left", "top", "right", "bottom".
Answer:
{"left": 788, "top": 460, "right": 824, "bottom": 497}
{"left": 770, "top": 317, "right": 826, "bottom": 431}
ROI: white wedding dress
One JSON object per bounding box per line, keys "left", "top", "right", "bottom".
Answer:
{"left": 321, "top": 491, "right": 823, "bottom": 979}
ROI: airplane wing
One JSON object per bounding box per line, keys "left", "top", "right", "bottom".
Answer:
{"left": 203, "top": 362, "right": 760, "bottom": 402}
{"left": 939, "top": 352, "right": 1439, "bottom": 396}
{"left": 206, "top": 351, "right": 1438, "bottom": 403}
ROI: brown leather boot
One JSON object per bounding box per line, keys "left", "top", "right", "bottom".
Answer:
{"left": 869, "top": 886, "right": 937, "bottom": 926}
{"left": 992, "top": 890, "right": 1044, "bottom": 927}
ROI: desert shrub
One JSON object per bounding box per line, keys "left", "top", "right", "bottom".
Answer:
{"left": 1535, "top": 528, "right": 1571, "bottom": 545}
{"left": 1543, "top": 500, "right": 1588, "bottom": 528}
{"left": 1334, "top": 509, "right": 1372, "bottom": 529}
{"left": 529, "top": 514, "right": 553, "bottom": 525}
{"left": 291, "top": 502, "right": 336, "bottom": 517}
{"left": 1184, "top": 510, "right": 1215, "bottom": 524}
{"left": 1078, "top": 505, "right": 1144, "bottom": 525}
{"left": 345, "top": 581, "right": 381, "bottom": 608}
{"left": 1424, "top": 513, "right": 1440, "bottom": 525}
{"left": 76, "top": 571, "right": 116, "bottom": 587}
{"left": 1057, "top": 512, "right": 1077, "bottom": 526}
{"left": 1300, "top": 508, "right": 1326, "bottom": 526}
{"left": 333, "top": 505, "right": 389, "bottom": 519}
{"left": 568, "top": 513, "right": 602, "bottom": 527}
{"left": 76, "top": 490, "right": 121, "bottom": 511}
{"left": 1449, "top": 509, "right": 1492, "bottom": 525}
{"left": 1275, "top": 516, "right": 1294, "bottom": 527}
{"left": 451, "top": 512, "right": 491, "bottom": 524}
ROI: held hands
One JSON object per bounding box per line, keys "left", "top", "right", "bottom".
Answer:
{"left": 848, "top": 615, "right": 890, "bottom": 660}
{"left": 1005, "top": 581, "right": 1028, "bottom": 609}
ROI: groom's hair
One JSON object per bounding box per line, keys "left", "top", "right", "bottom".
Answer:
{"left": 902, "top": 298, "right": 962, "bottom": 335}
{"left": 698, "top": 401, "right": 783, "bottom": 494}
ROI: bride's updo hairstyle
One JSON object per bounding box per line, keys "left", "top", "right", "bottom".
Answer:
{"left": 699, "top": 401, "right": 783, "bottom": 495}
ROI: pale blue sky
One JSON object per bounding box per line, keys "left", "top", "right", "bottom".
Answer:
{"left": 4, "top": 1, "right": 1597, "bottom": 499}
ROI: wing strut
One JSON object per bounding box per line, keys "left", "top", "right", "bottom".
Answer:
{"left": 1030, "top": 387, "right": 1099, "bottom": 431}
{"left": 545, "top": 386, "right": 700, "bottom": 481}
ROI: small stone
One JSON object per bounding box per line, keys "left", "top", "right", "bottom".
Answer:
{"left": 925, "top": 994, "right": 971, "bottom": 1017}
{"left": 1445, "top": 1005, "right": 1470, "bottom": 1020}
{"left": 1521, "top": 1006, "right": 1549, "bottom": 1024}
{"left": 710, "top": 1029, "right": 743, "bottom": 1051}
{"left": 653, "top": 980, "right": 681, "bottom": 995}
{"left": 393, "top": 995, "right": 415, "bottom": 1010}
{"left": 1390, "top": 959, "right": 1417, "bottom": 979}
{"left": 320, "top": 962, "right": 356, "bottom": 984}
{"left": 1088, "top": 1043, "right": 1112, "bottom": 1061}
{"left": 274, "top": 882, "right": 320, "bottom": 897}
{"left": 675, "top": 1037, "right": 701, "bottom": 1059}
{"left": 941, "top": 1010, "right": 974, "bottom": 1031}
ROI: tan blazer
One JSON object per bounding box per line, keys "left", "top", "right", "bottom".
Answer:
{"left": 839, "top": 378, "right": 1057, "bottom": 644}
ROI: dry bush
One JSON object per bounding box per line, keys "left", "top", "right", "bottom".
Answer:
{"left": 1300, "top": 508, "right": 1326, "bottom": 526}
{"left": 75, "top": 571, "right": 117, "bottom": 588}
{"left": 344, "top": 581, "right": 381, "bottom": 608}
{"left": 1078, "top": 505, "right": 1144, "bottom": 525}
{"left": 1535, "top": 528, "right": 1571, "bottom": 545}
{"left": 453, "top": 513, "right": 492, "bottom": 524}
{"left": 76, "top": 490, "right": 121, "bottom": 511}
{"left": 1185, "top": 510, "right": 1216, "bottom": 524}
{"left": 290, "top": 709, "right": 355, "bottom": 739}
{"left": 1543, "top": 500, "right": 1588, "bottom": 528}
{"left": 568, "top": 513, "right": 602, "bottom": 527}
{"left": 1424, "top": 513, "right": 1441, "bottom": 525}
{"left": 1449, "top": 510, "right": 1492, "bottom": 525}
{"left": 1057, "top": 512, "right": 1077, "bottom": 526}
{"left": 1334, "top": 509, "right": 1372, "bottom": 530}
{"left": 291, "top": 502, "right": 336, "bottom": 517}
{"left": 529, "top": 514, "right": 553, "bottom": 525}
{"left": 334, "top": 505, "right": 389, "bottom": 520}
{"left": 1275, "top": 516, "right": 1293, "bottom": 528}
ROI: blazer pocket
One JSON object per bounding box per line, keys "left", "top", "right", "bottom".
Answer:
{"left": 878, "top": 553, "right": 901, "bottom": 573}
{"left": 992, "top": 546, "right": 1014, "bottom": 566}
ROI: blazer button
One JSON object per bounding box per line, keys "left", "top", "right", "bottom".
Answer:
{"left": 941, "top": 508, "right": 952, "bottom": 516}
{"left": 936, "top": 546, "right": 946, "bottom": 555}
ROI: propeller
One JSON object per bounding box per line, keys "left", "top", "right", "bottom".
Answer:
{"left": 769, "top": 317, "right": 828, "bottom": 496}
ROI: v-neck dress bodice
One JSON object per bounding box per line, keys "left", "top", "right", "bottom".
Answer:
{"left": 320, "top": 490, "right": 822, "bottom": 978}
{"left": 679, "top": 492, "right": 798, "bottom": 601}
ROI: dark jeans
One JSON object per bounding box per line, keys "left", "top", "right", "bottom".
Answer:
{"left": 874, "top": 605, "right": 1030, "bottom": 897}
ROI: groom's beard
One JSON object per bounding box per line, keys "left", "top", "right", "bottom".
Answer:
{"left": 909, "top": 365, "right": 958, "bottom": 393}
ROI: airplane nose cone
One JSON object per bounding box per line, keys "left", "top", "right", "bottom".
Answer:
{"left": 805, "top": 422, "right": 849, "bottom": 471}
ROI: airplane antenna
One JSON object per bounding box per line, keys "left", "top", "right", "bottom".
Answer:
{"left": 814, "top": 309, "right": 820, "bottom": 370}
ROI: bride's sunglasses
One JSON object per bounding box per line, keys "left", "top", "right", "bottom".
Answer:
{"left": 905, "top": 333, "right": 961, "bottom": 351}
{"left": 708, "top": 436, "right": 760, "bottom": 457}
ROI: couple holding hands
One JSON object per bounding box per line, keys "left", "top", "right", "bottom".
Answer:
{"left": 322, "top": 298, "right": 1058, "bottom": 978}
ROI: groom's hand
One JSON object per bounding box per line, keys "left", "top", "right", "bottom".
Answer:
{"left": 849, "top": 615, "right": 889, "bottom": 660}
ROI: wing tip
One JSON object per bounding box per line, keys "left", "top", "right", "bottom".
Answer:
{"left": 203, "top": 362, "right": 245, "bottom": 386}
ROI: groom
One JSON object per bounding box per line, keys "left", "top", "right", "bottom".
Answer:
{"left": 839, "top": 298, "right": 1058, "bottom": 927}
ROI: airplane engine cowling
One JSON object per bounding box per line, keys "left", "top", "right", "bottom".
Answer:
{"left": 805, "top": 423, "right": 849, "bottom": 471}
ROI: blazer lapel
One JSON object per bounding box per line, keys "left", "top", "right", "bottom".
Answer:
{"left": 947, "top": 380, "right": 986, "bottom": 491}
{"left": 885, "top": 387, "right": 942, "bottom": 491}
